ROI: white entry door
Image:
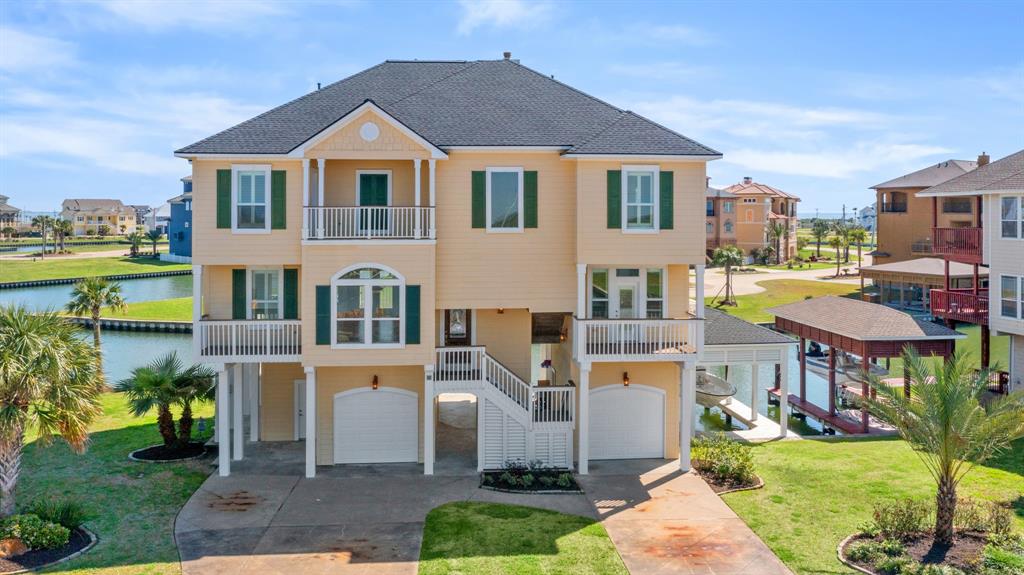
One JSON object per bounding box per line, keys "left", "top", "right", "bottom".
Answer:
{"left": 333, "top": 388, "right": 418, "bottom": 464}
{"left": 293, "top": 380, "right": 306, "bottom": 440}
{"left": 611, "top": 276, "right": 641, "bottom": 319}
{"left": 589, "top": 385, "right": 664, "bottom": 460}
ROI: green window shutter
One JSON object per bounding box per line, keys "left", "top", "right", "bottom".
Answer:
{"left": 271, "top": 170, "right": 286, "bottom": 229}
{"left": 405, "top": 285, "right": 421, "bottom": 345}
{"left": 315, "top": 285, "right": 330, "bottom": 345}
{"left": 659, "top": 171, "right": 674, "bottom": 230}
{"left": 231, "top": 269, "right": 246, "bottom": 319}
{"left": 471, "top": 171, "right": 486, "bottom": 229}
{"left": 283, "top": 268, "right": 298, "bottom": 319}
{"left": 607, "top": 170, "right": 621, "bottom": 229}
{"left": 524, "top": 171, "right": 538, "bottom": 228}
{"left": 216, "top": 169, "right": 231, "bottom": 229}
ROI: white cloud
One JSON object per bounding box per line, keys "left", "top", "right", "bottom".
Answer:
{"left": 606, "top": 62, "right": 710, "bottom": 81}
{"left": 85, "top": 0, "right": 287, "bottom": 30}
{"left": 0, "top": 27, "right": 76, "bottom": 72}
{"left": 724, "top": 143, "right": 953, "bottom": 179}
{"left": 456, "top": 0, "right": 552, "bottom": 35}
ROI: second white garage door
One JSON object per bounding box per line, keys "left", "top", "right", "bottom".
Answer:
{"left": 589, "top": 385, "right": 665, "bottom": 460}
{"left": 333, "top": 388, "right": 418, "bottom": 464}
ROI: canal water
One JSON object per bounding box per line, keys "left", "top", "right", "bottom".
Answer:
{"left": 96, "top": 330, "right": 193, "bottom": 383}
{"left": 0, "top": 275, "right": 192, "bottom": 311}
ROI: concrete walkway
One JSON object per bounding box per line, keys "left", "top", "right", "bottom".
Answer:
{"left": 175, "top": 450, "right": 789, "bottom": 575}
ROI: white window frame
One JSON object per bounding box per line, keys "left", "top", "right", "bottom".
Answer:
{"left": 999, "top": 274, "right": 1024, "bottom": 320}
{"left": 354, "top": 170, "right": 393, "bottom": 206}
{"left": 231, "top": 164, "right": 272, "bottom": 234}
{"left": 485, "top": 166, "right": 524, "bottom": 233}
{"left": 330, "top": 263, "right": 405, "bottom": 349}
{"left": 621, "top": 165, "right": 660, "bottom": 234}
{"left": 247, "top": 266, "right": 284, "bottom": 320}
{"left": 724, "top": 201, "right": 734, "bottom": 213}
{"left": 999, "top": 195, "right": 1024, "bottom": 240}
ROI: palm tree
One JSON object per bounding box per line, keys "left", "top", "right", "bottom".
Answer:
{"left": 848, "top": 227, "right": 868, "bottom": 268}
{"left": 767, "top": 220, "right": 788, "bottom": 265}
{"left": 833, "top": 221, "right": 851, "bottom": 263}
{"left": 1, "top": 227, "right": 15, "bottom": 240}
{"left": 828, "top": 236, "right": 844, "bottom": 277}
{"left": 66, "top": 277, "right": 127, "bottom": 377}
{"left": 866, "top": 349, "right": 1024, "bottom": 546}
{"left": 0, "top": 306, "right": 103, "bottom": 516}
{"left": 146, "top": 229, "right": 162, "bottom": 256}
{"left": 811, "top": 219, "right": 830, "bottom": 258}
{"left": 115, "top": 352, "right": 216, "bottom": 450}
{"left": 126, "top": 231, "right": 144, "bottom": 257}
{"left": 53, "top": 219, "right": 72, "bottom": 253}
{"left": 30, "top": 215, "right": 53, "bottom": 259}
{"left": 711, "top": 245, "right": 744, "bottom": 306}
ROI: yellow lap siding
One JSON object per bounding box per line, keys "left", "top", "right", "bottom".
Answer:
{"left": 473, "top": 308, "right": 533, "bottom": 382}
{"left": 259, "top": 363, "right": 306, "bottom": 441}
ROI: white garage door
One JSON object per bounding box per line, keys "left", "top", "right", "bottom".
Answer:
{"left": 589, "top": 385, "right": 664, "bottom": 460}
{"left": 333, "top": 388, "right": 418, "bottom": 464}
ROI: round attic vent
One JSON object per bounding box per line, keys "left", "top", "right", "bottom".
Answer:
{"left": 359, "top": 121, "right": 380, "bottom": 142}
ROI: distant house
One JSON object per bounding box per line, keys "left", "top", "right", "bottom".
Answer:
{"left": 128, "top": 205, "right": 152, "bottom": 231}
{"left": 167, "top": 175, "right": 192, "bottom": 259}
{"left": 60, "top": 199, "right": 137, "bottom": 236}
{"left": 718, "top": 177, "right": 801, "bottom": 261}
{"left": 705, "top": 184, "right": 739, "bottom": 253}
{"left": 858, "top": 203, "right": 876, "bottom": 231}
{"left": 0, "top": 195, "right": 20, "bottom": 230}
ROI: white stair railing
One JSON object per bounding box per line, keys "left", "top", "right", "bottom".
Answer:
{"left": 481, "top": 353, "right": 531, "bottom": 411}
{"left": 533, "top": 387, "right": 575, "bottom": 424}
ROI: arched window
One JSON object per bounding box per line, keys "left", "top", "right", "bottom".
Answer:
{"left": 724, "top": 220, "right": 733, "bottom": 233}
{"left": 332, "top": 264, "right": 404, "bottom": 347}
{"left": 706, "top": 221, "right": 713, "bottom": 234}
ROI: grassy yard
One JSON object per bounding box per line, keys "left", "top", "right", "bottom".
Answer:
{"left": 722, "top": 437, "right": 1024, "bottom": 575}
{"left": 419, "top": 502, "right": 627, "bottom": 575}
{"left": 706, "top": 279, "right": 861, "bottom": 323}
{"left": 0, "top": 256, "right": 189, "bottom": 283}
{"left": 100, "top": 297, "right": 192, "bottom": 321}
{"left": 19, "top": 392, "right": 214, "bottom": 575}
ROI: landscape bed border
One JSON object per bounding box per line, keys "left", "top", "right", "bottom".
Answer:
{"left": 0, "top": 269, "right": 191, "bottom": 289}
{"left": 1, "top": 526, "right": 97, "bottom": 575}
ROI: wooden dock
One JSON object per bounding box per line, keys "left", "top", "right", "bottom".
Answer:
{"left": 767, "top": 388, "right": 863, "bottom": 435}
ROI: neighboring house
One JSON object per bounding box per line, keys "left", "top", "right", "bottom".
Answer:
{"left": 61, "top": 199, "right": 137, "bottom": 236}
{"left": 129, "top": 205, "right": 152, "bottom": 231}
{"left": 871, "top": 156, "right": 981, "bottom": 264}
{"left": 0, "top": 195, "right": 20, "bottom": 231}
{"left": 719, "top": 177, "right": 800, "bottom": 261}
{"left": 918, "top": 149, "right": 1024, "bottom": 394}
{"left": 705, "top": 184, "right": 739, "bottom": 253}
{"left": 176, "top": 56, "right": 723, "bottom": 479}
{"left": 858, "top": 203, "right": 876, "bottom": 232}
{"left": 167, "top": 175, "right": 193, "bottom": 259}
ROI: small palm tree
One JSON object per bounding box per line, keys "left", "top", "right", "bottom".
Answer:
{"left": 146, "top": 229, "right": 162, "bottom": 256}
{"left": 811, "top": 219, "right": 830, "bottom": 257}
{"left": 30, "top": 215, "right": 53, "bottom": 259}
{"left": 66, "top": 277, "right": 127, "bottom": 377}
{"left": 828, "top": 235, "right": 845, "bottom": 277}
{"left": 53, "top": 219, "right": 72, "bottom": 252}
{"left": 126, "top": 231, "right": 144, "bottom": 257}
{"left": 833, "top": 221, "right": 851, "bottom": 262}
{"left": 866, "top": 349, "right": 1024, "bottom": 546}
{"left": 0, "top": 306, "right": 103, "bottom": 516}
{"left": 712, "top": 245, "right": 744, "bottom": 306}
{"left": 115, "top": 352, "right": 216, "bottom": 450}
{"left": 848, "top": 227, "right": 868, "bottom": 268}
{"left": 767, "top": 220, "right": 788, "bottom": 265}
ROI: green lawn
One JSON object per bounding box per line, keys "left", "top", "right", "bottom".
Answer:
{"left": 0, "top": 256, "right": 189, "bottom": 283}
{"left": 100, "top": 297, "right": 193, "bottom": 321}
{"left": 19, "top": 392, "right": 214, "bottom": 575}
{"left": 722, "top": 437, "right": 1024, "bottom": 575}
{"left": 419, "top": 502, "right": 627, "bottom": 575}
{"left": 706, "top": 279, "right": 861, "bottom": 323}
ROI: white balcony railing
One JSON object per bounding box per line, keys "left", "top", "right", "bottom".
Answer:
{"left": 304, "top": 206, "right": 435, "bottom": 240}
{"left": 196, "top": 320, "right": 302, "bottom": 362}
{"left": 573, "top": 316, "right": 699, "bottom": 362}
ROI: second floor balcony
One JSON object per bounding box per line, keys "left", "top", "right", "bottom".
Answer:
{"left": 196, "top": 319, "right": 302, "bottom": 362}
{"left": 572, "top": 315, "right": 699, "bottom": 363}
{"left": 931, "top": 227, "right": 983, "bottom": 264}
{"left": 930, "top": 289, "right": 988, "bottom": 326}
{"left": 303, "top": 206, "right": 436, "bottom": 241}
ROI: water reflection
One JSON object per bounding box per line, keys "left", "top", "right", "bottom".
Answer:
{"left": 0, "top": 275, "right": 191, "bottom": 311}
{"left": 90, "top": 330, "right": 192, "bottom": 383}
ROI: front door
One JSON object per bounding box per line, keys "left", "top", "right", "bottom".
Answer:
{"left": 444, "top": 309, "right": 472, "bottom": 347}
{"left": 358, "top": 173, "right": 390, "bottom": 234}
{"left": 294, "top": 380, "right": 306, "bottom": 440}
{"left": 612, "top": 277, "right": 641, "bottom": 319}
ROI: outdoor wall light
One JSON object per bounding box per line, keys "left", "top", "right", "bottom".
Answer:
{"left": 372, "top": 375, "right": 379, "bottom": 390}
{"left": 622, "top": 372, "right": 630, "bottom": 387}
{"left": 559, "top": 329, "right": 567, "bottom": 342}
{"left": 497, "top": 308, "right": 505, "bottom": 314}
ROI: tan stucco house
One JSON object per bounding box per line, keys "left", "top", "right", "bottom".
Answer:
{"left": 706, "top": 178, "right": 799, "bottom": 261}
{"left": 60, "top": 198, "right": 137, "bottom": 236}
{"left": 176, "top": 56, "right": 742, "bottom": 478}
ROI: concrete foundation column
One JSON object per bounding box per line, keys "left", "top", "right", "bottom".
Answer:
{"left": 578, "top": 366, "right": 590, "bottom": 475}
{"left": 232, "top": 363, "right": 243, "bottom": 461}
{"left": 423, "top": 365, "right": 435, "bottom": 475}
{"left": 304, "top": 366, "right": 317, "bottom": 478}
{"left": 216, "top": 364, "right": 230, "bottom": 477}
{"left": 679, "top": 361, "right": 697, "bottom": 472}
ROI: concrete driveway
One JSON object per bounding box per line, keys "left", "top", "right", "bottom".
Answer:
{"left": 176, "top": 449, "right": 789, "bottom": 575}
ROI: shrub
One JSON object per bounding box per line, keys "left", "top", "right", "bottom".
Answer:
{"left": 872, "top": 498, "right": 931, "bottom": 540}
{"left": 690, "top": 433, "right": 756, "bottom": 486}
{"left": 520, "top": 474, "right": 534, "bottom": 488}
{"left": 0, "top": 514, "right": 70, "bottom": 550}
{"left": 539, "top": 476, "right": 555, "bottom": 488}
{"left": 556, "top": 473, "right": 573, "bottom": 488}
{"left": 987, "top": 504, "right": 1014, "bottom": 537}
{"left": 24, "top": 498, "right": 88, "bottom": 529}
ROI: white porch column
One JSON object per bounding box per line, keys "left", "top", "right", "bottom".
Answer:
{"left": 428, "top": 159, "right": 436, "bottom": 206}
{"left": 476, "top": 396, "right": 485, "bottom": 472}
{"left": 413, "top": 159, "right": 422, "bottom": 238}
{"left": 679, "top": 361, "right": 696, "bottom": 472}
{"left": 750, "top": 362, "right": 759, "bottom": 422}
{"left": 192, "top": 264, "right": 202, "bottom": 360}
{"left": 778, "top": 355, "right": 789, "bottom": 436}
{"left": 578, "top": 365, "right": 590, "bottom": 475}
{"left": 304, "top": 366, "right": 317, "bottom": 478}
{"left": 316, "top": 158, "right": 326, "bottom": 239}
{"left": 216, "top": 364, "right": 230, "bottom": 476}
{"left": 249, "top": 364, "right": 260, "bottom": 442}
{"left": 576, "top": 264, "right": 587, "bottom": 317}
{"left": 232, "top": 363, "right": 243, "bottom": 460}
{"left": 423, "top": 365, "right": 435, "bottom": 475}
{"left": 302, "top": 158, "right": 310, "bottom": 238}
{"left": 695, "top": 264, "right": 706, "bottom": 353}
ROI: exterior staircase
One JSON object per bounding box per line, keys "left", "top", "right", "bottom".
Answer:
{"left": 435, "top": 347, "right": 575, "bottom": 469}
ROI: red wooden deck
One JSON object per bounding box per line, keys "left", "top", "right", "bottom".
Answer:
{"left": 768, "top": 388, "right": 864, "bottom": 435}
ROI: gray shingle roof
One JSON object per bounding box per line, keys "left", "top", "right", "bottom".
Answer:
{"left": 871, "top": 159, "right": 976, "bottom": 190}
{"left": 860, "top": 257, "right": 988, "bottom": 279}
{"left": 766, "top": 296, "right": 964, "bottom": 341}
{"left": 176, "top": 59, "right": 719, "bottom": 157}
{"left": 917, "top": 150, "right": 1024, "bottom": 196}
{"left": 704, "top": 308, "right": 796, "bottom": 346}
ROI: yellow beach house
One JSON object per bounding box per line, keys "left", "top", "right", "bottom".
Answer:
{"left": 176, "top": 56, "right": 723, "bottom": 478}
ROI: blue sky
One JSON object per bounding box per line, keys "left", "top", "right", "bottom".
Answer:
{"left": 1, "top": 0, "right": 1021, "bottom": 214}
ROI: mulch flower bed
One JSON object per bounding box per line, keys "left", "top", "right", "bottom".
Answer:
{"left": 0, "top": 528, "right": 94, "bottom": 574}
{"left": 129, "top": 442, "right": 209, "bottom": 462}
{"left": 479, "top": 470, "right": 581, "bottom": 493}
{"left": 841, "top": 531, "right": 990, "bottom": 574}
{"left": 701, "top": 473, "right": 763, "bottom": 495}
